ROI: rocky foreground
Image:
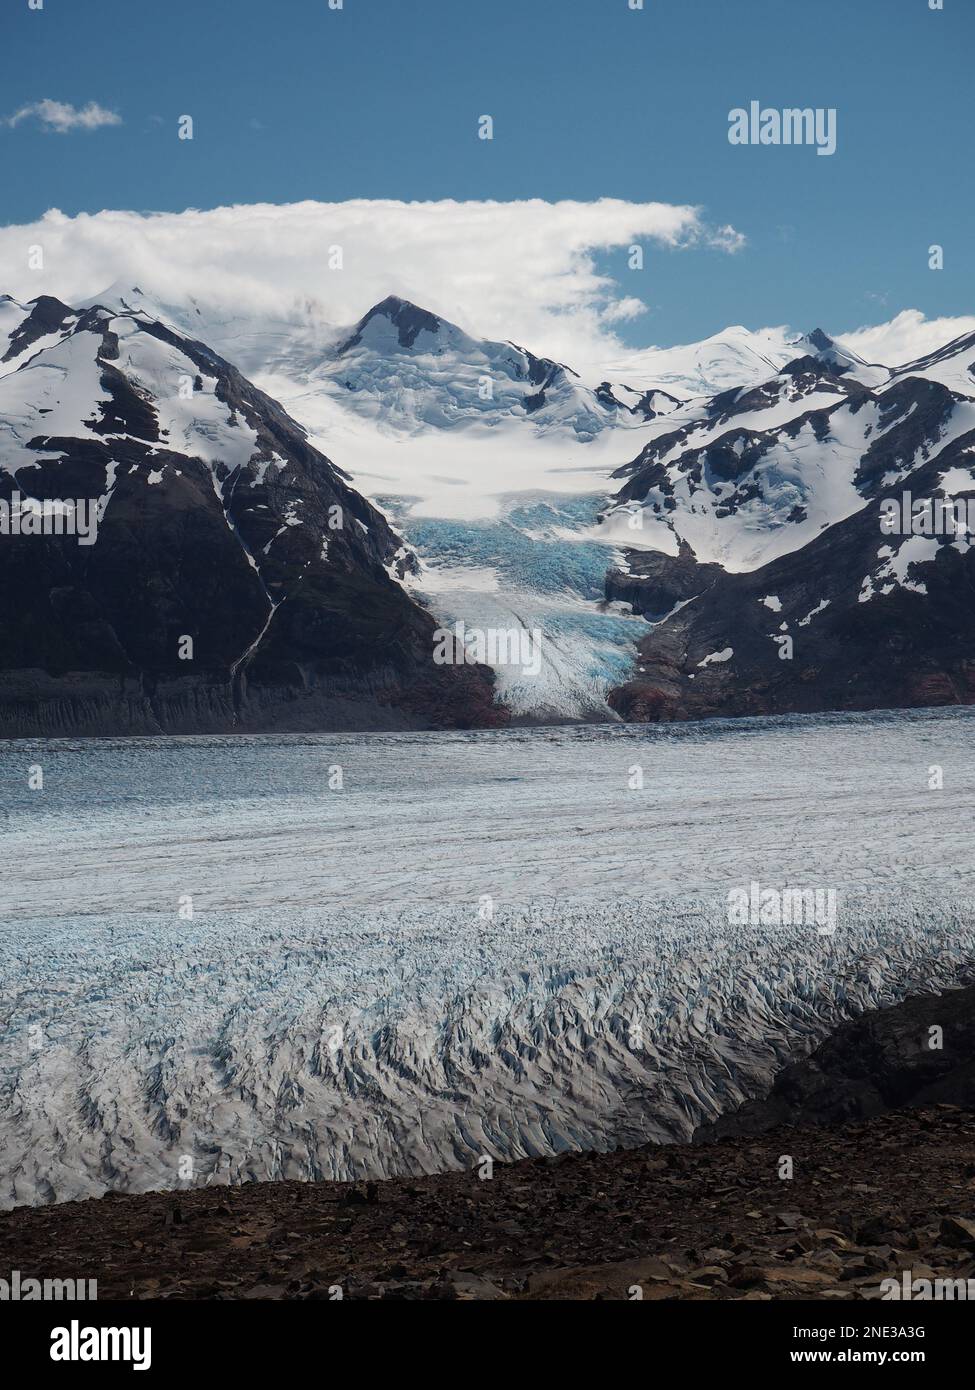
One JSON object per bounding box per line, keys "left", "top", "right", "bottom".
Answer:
{"left": 1, "top": 1109, "right": 974, "bottom": 1301}
{"left": 2, "top": 988, "right": 975, "bottom": 1301}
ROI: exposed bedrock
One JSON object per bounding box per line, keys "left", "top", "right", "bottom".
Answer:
{"left": 697, "top": 982, "right": 975, "bottom": 1139}
{"left": 604, "top": 541, "right": 723, "bottom": 621}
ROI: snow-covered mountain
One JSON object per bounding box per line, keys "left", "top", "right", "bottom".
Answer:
{"left": 205, "top": 296, "right": 859, "bottom": 719}
{"left": 5, "top": 282, "right": 975, "bottom": 731}
{"left": 221, "top": 292, "right": 677, "bottom": 720}
{"left": 89, "top": 287, "right": 685, "bottom": 437}
{"left": 317, "top": 294, "right": 660, "bottom": 438}
{"left": 889, "top": 326, "right": 975, "bottom": 397}
{"left": 606, "top": 329, "right": 975, "bottom": 720}
{"left": 0, "top": 294, "right": 502, "bottom": 736}
{"left": 596, "top": 323, "right": 818, "bottom": 400}
{"left": 599, "top": 328, "right": 967, "bottom": 573}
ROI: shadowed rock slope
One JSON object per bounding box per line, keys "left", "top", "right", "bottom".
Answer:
{"left": 0, "top": 295, "right": 504, "bottom": 736}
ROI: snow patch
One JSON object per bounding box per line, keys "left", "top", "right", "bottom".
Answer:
{"left": 698, "top": 647, "right": 733, "bottom": 667}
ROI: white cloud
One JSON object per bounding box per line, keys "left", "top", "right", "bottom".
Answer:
{"left": 4, "top": 99, "right": 122, "bottom": 134}
{"left": 839, "top": 309, "right": 975, "bottom": 369}
{"left": 708, "top": 224, "right": 747, "bottom": 254}
{"left": 601, "top": 296, "right": 647, "bottom": 324}
{"left": 2, "top": 200, "right": 968, "bottom": 375}
{"left": 0, "top": 198, "right": 739, "bottom": 366}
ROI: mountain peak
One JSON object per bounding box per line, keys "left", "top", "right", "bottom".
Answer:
{"left": 341, "top": 295, "right": 444, "bottom": 353}
{"left": 784, "top": 327, "right": 874, "bottom": 378}
{"left": 805, "top": 327, "right": 834, "bottom": 353}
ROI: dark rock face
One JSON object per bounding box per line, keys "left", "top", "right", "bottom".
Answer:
{"left": 612, "top": 364, "right": 869, "bottom": 510}
{"left": 0, "top": 298, "right": 506, "bottom": 737}
{"left": 696, "top": 984, "right": 975, "bottom": 1139}
{"left": 596, "top": 382, "right": 682, "bottom": 421}
{"left": 1, "top": 294, "right": 76, "bottom": 363}
{"left": 854, "top": 377, "right": 960, "bottom": 494}
{"left": 606, "top": 541, "right": 723, "bottom": 621}
{"left": 610, "top": 457, "right": 975, "bottom": 723}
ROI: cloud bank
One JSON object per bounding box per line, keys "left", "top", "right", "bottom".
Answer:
{"left": 0, "top": 200, "right": 968, "bottom": 372}
{"left": 0, "top": 198, "right": 737, "bottom": 366}
{"left": 840, "top": 310, "right": 975, "bottom": 369}
{"left": 3, "top": 100, "right": 122, "bottom": 134}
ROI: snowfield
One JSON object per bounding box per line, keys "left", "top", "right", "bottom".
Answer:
{"left": 2, "top": 709, "right": 975, "bottom": 1208}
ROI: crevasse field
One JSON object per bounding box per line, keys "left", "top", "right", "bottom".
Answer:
{"left": 2, "top": 707, "right": 975, "bottom": 1209}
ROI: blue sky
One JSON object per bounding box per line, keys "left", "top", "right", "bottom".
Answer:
{"left": 1, "top": 0, "right": 971, "bottom": 347}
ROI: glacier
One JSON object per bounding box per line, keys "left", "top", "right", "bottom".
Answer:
{"left": 50, "top": 285, "right": 973, "bottom": 724}
{"left": 2, "top": 708, "right": 975, "bottom": 1208}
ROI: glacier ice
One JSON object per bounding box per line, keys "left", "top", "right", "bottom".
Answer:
{"left": 2, "top": 710, "right": 975, "bottom": 1209}
{"left": 1, "top": 898, "right": 973, "bottom": 1209}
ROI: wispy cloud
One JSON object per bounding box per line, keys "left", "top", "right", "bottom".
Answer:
{"left": 4, "top": 99, "right": 121, "bottom": 134}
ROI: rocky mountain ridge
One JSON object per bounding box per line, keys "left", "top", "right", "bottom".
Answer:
{"left": 0, "top": 294, "right": 504, "bottom": 737}
{"left": 606, "top": 330, "right": 975, "bottom": 721}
